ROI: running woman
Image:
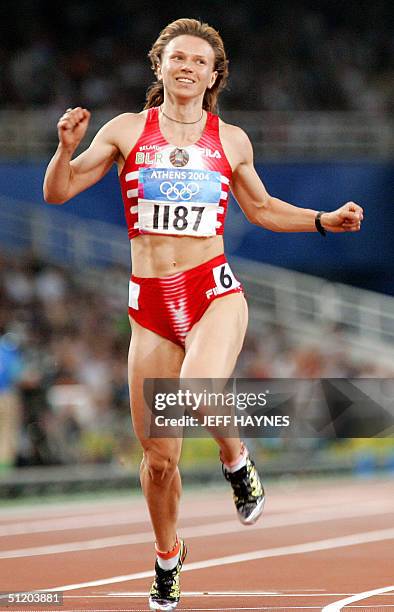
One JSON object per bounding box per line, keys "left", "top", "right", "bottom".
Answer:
{"left": 43, "top": 18, "right": 363, "bottom": 611}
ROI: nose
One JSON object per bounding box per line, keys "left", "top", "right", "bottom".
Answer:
{"left": 180, "top": 62, "right": 193, "bottom": 73}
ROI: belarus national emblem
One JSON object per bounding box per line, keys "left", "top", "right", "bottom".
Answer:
{"left": 169, "top": 147, "right": 189, "bottom": 167}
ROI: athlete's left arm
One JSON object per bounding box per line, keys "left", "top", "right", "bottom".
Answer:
{"left": 229, "top": 127, "right": 363, "bottom": 233}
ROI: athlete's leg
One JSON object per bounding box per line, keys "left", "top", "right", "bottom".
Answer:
{"left": 128, "top": 319, "right": 185, "bottom": 551}
{"left": 181, "top": 292, "right": 248, "bottom": 464}
{"left": 182, "top": 294, "right": 264, "bottom": 527}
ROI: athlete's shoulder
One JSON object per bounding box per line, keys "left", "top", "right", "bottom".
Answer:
{"left": 102, "top": 111, "right": 147, "bottom": 133}
{"left": 95, "top": 111, "right": 147, "bottom": 148}
{"left": 219, "top": 119, "right": 251, "bottom": 146}
{"left": 218, "top": 119, "right": 253, "bottom": 164}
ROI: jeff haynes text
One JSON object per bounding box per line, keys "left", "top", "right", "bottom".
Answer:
{"left": 154, "top": 415, "right": 290, "bottom": 427}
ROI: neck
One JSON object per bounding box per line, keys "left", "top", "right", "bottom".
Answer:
{"left": 161, "top": 106, "right": 203, "bottom": 125}
{"left": 161, "top": 95, "right": 205, "bottom": 123}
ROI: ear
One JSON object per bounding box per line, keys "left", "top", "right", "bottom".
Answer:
{"left": 208, "top": 70, "right": 218, "bottom": 90}
{"left": 156, "top": 62, "right": 163, "bottom": 81}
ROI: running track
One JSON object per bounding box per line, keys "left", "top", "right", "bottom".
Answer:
{"left": 0, "top": 477, "right": 393, "bottom": 611}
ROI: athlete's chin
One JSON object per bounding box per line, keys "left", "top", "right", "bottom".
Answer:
{"left": 171, "top": 84, "right": 205, "bottom": 98}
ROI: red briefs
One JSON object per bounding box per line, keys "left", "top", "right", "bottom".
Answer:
{"left": 128, "top": 254, "right": 243, "bottom": 347}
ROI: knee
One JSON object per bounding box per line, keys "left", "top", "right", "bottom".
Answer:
{"left": 142, "top": 445, "right": 179, "bottom": 484}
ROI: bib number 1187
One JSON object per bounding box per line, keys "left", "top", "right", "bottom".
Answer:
{"left": 152, "top": 204, "right": 204, "bottom": 232}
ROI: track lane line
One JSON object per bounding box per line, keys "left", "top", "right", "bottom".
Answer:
{"left": 1, "top": 479, "right": 391, "bottom": 522}
{"left": 1, "top": 501, "right": 393, "bottom": 559}
{"left": 322, "top": 585, "right": 394, "bottom": 611}
{"left": 0, "top": 608, "right": 327, "bottom": 611}
{"left": 0, "top": 497, "right": 359, "bottom": 530}
{"left": 2, "top": 604, "right": 394, "bottom": 612}
{"left": 13, "top": 527, "right": 393, "bottom": 594}
{"left": 0, "top": 498, "right": 391, "bottom": 538}
{"left": 0, "top": 501, "right": 340, "bottom": 536}
{"left": 58, "top": 591, "right": 394, "bottom": 598}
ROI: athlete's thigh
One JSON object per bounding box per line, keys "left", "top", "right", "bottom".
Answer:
{"left": 181, "top": 292, "right": 248, "bottom": 379}
{"left": 128, "top": 318, "right": 185, "bottom": 445}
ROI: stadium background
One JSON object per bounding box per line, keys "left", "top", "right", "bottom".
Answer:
{"left": 0, "top": 0, "right": 393, "bottom": 495}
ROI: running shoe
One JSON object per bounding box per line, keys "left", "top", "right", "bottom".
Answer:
{"left": 148, "top": 539, "right": 187, "bottom": 610}
{"left": 223, "top": 455, "right": 265, "bottom": 525}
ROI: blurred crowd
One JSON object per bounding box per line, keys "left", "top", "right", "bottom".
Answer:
{"left": 0, "top": 250, "right": 392, "bottom": 469}
{"left": 0, "top": 251, "right": 131, "bottom": 469}
{"left": 0, "top": 0, "right": 392, "bottom": 113}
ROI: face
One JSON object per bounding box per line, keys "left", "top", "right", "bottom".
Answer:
{"left": 157, "top": 35, "right": 218, "bottom": 100}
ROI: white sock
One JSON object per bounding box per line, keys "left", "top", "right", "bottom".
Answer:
{"left": 157, "top": 550, "right": 180, "bottom": 571}
{"left": 156, "top": 538, "right": 181, "bottom": 571}
{"left": 223, "top": 445, "right": 248, "bottom": 473}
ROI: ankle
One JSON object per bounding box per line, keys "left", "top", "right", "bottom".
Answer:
{"left": 221, "top": 443, "right": 248, "bottom": 473}
{"left": 156, "top": 536, "right": 181, "bottom": 570}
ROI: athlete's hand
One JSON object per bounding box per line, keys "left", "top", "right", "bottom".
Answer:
{"left": 57, "top": 106, "right": 91, "bottom": 153}
{"left": 321, "top": 202, "right": 364, "bottom": 233}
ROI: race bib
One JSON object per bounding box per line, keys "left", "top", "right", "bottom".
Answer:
{"left": 128, "top": 280, "right": 140, "bottom": 310}
{"left": 134, "top": 168, "right": 226, "bottom": 236}
{"left": 212, "top": 263, "right": 240, "bottom": 295}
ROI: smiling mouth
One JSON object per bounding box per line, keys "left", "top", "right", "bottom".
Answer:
{"left": 176, "top": 77, "right": 195, "bottom": 84}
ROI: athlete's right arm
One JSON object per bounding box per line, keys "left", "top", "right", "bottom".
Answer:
{"left": 43, "top": 107, "right": 119, "bottom": 204}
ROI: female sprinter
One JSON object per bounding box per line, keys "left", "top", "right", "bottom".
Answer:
{"left": 43, "top": 18, "right": 363, "bottom": 611}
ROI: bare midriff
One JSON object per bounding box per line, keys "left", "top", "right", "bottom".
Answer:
{"left": 130, "top": 234, "right": 224, "bottom": 277}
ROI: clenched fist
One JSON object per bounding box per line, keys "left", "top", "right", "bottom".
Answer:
{"left": 57, "top": 106, "right": 91, "bottom": 152}
{"left": 321, "top": 202, "right": 364, "bottom": 233}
